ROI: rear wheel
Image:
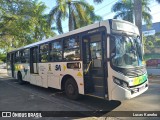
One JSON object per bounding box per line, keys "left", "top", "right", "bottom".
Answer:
{"left": 65, "top": 78, "right": 79, "bottom": 100}
{"left": 17, "top": 72, "right": 24, "bottom": 84}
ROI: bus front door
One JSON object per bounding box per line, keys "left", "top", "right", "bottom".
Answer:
{"left": 82, "top": 32, "right": 107, "bottom": 98}
{"left": 30, "top": 47, "right": 39, "bottom": 74}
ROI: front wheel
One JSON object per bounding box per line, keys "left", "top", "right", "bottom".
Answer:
{"left": 65, "top": 78, "right": 79, "bottom": 100}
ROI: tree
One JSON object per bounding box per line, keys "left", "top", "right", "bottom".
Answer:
{"left": 111, "top": 0, "right": 152, "bottom": 25}
{"left": 0, "top": 53, "right": 6, "bottom": 63}
{"left": 134, "top": 0, "right": 142, "bottom": 37}
{"left": 49, "top": 0, "right": 102, "bottom": 34}
{"left": 156, "top": 0, "right": 160, "bottom": 4}
{"left": 143, "top": 32, "right": 160, "bottom": 54}
{"left": 0, "top": 0, "right": 55, "bottom": 53}
{"left": 26, "top": 0, "right": 56, "bottom": 41}
{"left": 93, "top": 0, "right": 103, "bottom": 4}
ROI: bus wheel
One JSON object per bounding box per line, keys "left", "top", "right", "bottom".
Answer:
{"left": 17, "top": 72, "right": 24, "bottom": 85}
{"left": 65, "top": 78, "right": 79, "bottom": 100}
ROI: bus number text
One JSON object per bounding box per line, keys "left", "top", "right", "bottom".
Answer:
{"left": 55, "top": 65, "right": 61, "bottom": 71}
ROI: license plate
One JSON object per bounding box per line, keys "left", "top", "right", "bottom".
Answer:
{"left": 138, "top": 85, "right": 145, "bottom": 91}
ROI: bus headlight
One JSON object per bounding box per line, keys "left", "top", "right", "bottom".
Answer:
{"left": 113, "top": 77, "right": 128, "bottom": 89}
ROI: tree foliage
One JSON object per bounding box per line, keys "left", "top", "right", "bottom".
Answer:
{"left": 156, "top": 0, "right": 160, "bottom": 4}
{"left": 93, "top": 0, "right": 103, "bottom": 4}
{"left": 49, "top": 0, "right": 102, "bottom": 34}
{"left": 143, "top": 32, "right": 160, "bottom": 53}
{"left": 111, "top": 0, "right": 152, "bottom": 25}
{"left": 0, "top": 0, "right": 55, "bottom": 53}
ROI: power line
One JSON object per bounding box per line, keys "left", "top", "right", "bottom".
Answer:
{"left": 98, "top": 0, "right": 159, "bottom": 18}
{"left": 95, "top": 0, "right": 117, "bottom": 12}
{"left": 101, "top": 11, "right": 113, "bottom": 18}
{"left": 55, "top": 0, "right": 160, "bottom": 32}
{"left": 100, "top": 1, "right": 160, "bottom": 19}
{"left": 61, "top": 1, "right": 118, "bottom": 31}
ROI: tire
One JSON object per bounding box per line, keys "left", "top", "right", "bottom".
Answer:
{"left": 65, "top": 78, "right": 79, "bottom": 100}
{"left": 17, "top": 72, "right": 24, "bottom": 85}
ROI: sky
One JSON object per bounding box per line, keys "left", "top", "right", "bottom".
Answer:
{"left": 39, "top": 0, "right": 160, "bottom": 33}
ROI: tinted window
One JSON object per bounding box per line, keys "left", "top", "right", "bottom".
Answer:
{"left": 50, "top": 41, "right": 62, "bottom": 61}
{"left": 40, "top": 44, "right": 49, "bottom": 62}
{"left": 32, "top": 47, "right": 38, "bottom": 63}
{"left": 7, "top": 53, "right": 11, "bottom": 62}
{"left": 40, "top": 44, "right": 48, "bottom": 53}
{"left": 64, "top": 37, "right": 79, "bottom": 49}
{"left": 63, "top": 36, "right": 80, "bottom": 61}
{"left": 51, "top": 41, "right": 62, "bottom": 50}
{"left": 20, "top": 49, "right": 29, "bottom": 63}
{"left": 15, "top": 51, "right": 20, "bottom": 63}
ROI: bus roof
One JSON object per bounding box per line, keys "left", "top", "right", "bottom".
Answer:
{"left": 8, "top": 19, "right": 137, "bottom": 53}
{"left": 9, "top": 20, "right": 107, "bottom": 53}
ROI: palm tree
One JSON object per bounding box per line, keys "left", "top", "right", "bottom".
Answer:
{"left": 0, "top": 0, "right": 56, "bottom": 50}
{"left": 28, "top": 0, "right": 56, "bottom": 41}
{"left": 93, "top": 0, "right": 103, "bottom": 4}
{"left": 74, "top": 5, "right": 102, "bottom": 28}
{"left": 111, "top": 0, "right": 152, "bottom": 25}
{"left": 49, "top": 0, "right": 102, "bottom": 34}
{"left": 156, "top": 0, "right": 160, "bottom": 4}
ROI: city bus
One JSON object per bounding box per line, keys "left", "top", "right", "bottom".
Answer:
{"left": 7, "top": 19, "right": 148, "bottom": 101}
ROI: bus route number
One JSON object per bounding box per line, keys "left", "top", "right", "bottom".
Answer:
{"left": 55, "top": 65, "right": 61, "bottom": 71}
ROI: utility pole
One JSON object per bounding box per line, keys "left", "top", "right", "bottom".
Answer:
{"left": 134, "top": 0, "right": 142, "bottom": 38}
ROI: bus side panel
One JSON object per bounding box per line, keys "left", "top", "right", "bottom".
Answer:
{"left": 37, "top": 62, "right": 84, "bottom": 94}
{"left": 44, "top": 63, "right": 61, "bottom": 89}
{"left": 21, "top": 63, "right": 30, "bottom": 82}
{"left": 30, "top": 75, "right": 37, "bottom": 85}
{"left": 13, "top": 63, "right": 30, "bottom": 80}
{"left": 59, "top": 61, "right": 84, "bottom": 95}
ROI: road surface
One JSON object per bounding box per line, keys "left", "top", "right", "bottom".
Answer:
{"left": 0, "top": 69, "right": 160, "bottom": 120}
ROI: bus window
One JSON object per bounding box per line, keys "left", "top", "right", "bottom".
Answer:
{"left": 7, "top": 53, "right": 11, "bottom": 62}
{"left": 20, "top": 50, "right": 25, "bottom": 63}
{"left": 20, "top": 49, "right": 29, "bottom": 63}
{"left": 40, "top": 44, "right": 49, "bottom": 62}
{"left": 63, "top": 36, "right": 80, "bottom": 61}
{"left": 50, "top": 41, "right": 62, "bottom": 61}
{"left": 24, "top": 49, "right": 29, "bottom": 63}
{"left": 15, "top": 51, "right": 20, "bottom": 63}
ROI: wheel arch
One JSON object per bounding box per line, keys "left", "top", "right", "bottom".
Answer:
{"left": 61, "top": 74, "right": 78, "bottom": 91}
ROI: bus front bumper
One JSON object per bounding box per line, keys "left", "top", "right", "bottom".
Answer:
{"left": 111, "top": 80, "right": 148, "bottom": 101}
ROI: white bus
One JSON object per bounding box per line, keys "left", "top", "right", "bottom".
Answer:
{"left": 7, "top": 19, "right": 148, "bottom": 101}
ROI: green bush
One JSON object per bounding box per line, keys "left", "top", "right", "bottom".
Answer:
{"left": 144, "top": 53, "right": 160, "bottom": 61}
{"left": 0, "top": 53, "right": 6, "bottom": 62}
{"left": 0, "top": 60, "right": 4, "bottom": 64}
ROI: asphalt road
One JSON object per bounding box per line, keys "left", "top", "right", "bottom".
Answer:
{"left": 0, "top": 71, "right": 160, "bottom": 120}
{"left": 0, "top": 76, "right": 120, "bottom": 120}
{"left": 104, "top": 77, "right": 160, "bottom": 120}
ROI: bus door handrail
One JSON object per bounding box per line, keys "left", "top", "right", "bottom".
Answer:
{"left": 84, "top": 60, "right": 93, "bottom": 74}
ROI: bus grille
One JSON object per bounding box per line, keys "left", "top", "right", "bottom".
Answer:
{"left": 125, "top": 67, "right": 146, "bottom": 78}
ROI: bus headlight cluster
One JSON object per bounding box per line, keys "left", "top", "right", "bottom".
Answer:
{"left": 113, "top": 77, "right": 128, "bottom": 89}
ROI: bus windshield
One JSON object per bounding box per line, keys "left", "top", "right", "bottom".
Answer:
{"left": 111, "top": 34, "right": 143, "bottom": 68}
